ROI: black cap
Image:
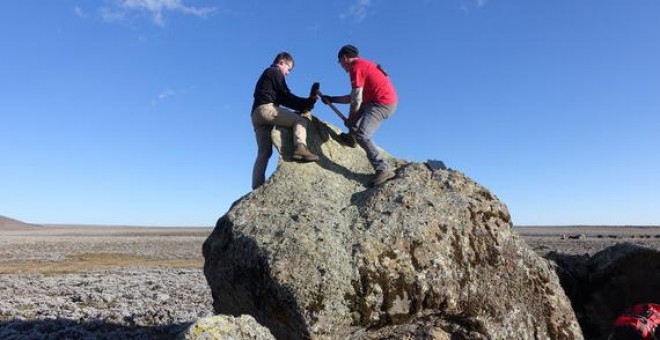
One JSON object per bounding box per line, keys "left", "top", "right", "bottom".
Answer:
{"left": 338, "top": 45, "right": 359, "bottom": 59}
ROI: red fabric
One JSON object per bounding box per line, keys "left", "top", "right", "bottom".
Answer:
{"left": 613, "top": 303, "right": 660, "bottom": 339}
{"left": 350, "top": 58, "right": 397, "bottom": 105}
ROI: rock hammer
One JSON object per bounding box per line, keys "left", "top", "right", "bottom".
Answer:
{"left": 316, "top": 89, "right": 348, "bottom": 123}
{"left": 316, "top": 88, "right": 357, "bottom": 147}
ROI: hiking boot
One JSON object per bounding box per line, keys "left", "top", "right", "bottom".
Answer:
{"left": 292, "top": 144, "right": 319, "bottom": 162}
{"left": 338, "top": 132, "right": 357, "bottom": 148}
{"left": 372, "top": 169, "right": 395, "bottom": 186}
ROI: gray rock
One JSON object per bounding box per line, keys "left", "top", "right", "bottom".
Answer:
{"left": 548, "top": 243, "right": 660, "bottom": 339}
{"left": 0, "top": 268, "right": 213, "bottom": 339}
{"left": 203, "top": 117, "right": 582, "bottom": 339}
{"left": 179, "top": 314, "right": 276, "bottom": 340}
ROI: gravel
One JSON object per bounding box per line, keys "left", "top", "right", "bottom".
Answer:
{"left": 0, "top": 227, "right": 214, "bottom": 339}
{"left": 0, "top": 268, "right": 213, "bottom": 339}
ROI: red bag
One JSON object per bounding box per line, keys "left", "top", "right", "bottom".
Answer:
{"left": 612, "top": 303, "right": 660, "bottom": 340}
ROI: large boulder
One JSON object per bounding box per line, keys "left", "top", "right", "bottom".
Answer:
{"left": 203, "top": 117, "right": 582, "bottom": 339}
{"left": 547, "top": 243, "right": 660, "bottom": 339}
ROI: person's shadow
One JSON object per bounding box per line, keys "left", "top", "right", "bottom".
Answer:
{"left": 276, "top": 115, "right": 374, "bottom": 187}
{"left": 274, "top": 114, "right": 406, "bottom": 213}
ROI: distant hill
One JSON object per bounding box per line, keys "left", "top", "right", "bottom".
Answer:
{"left": 0, "top": 215, "right": 40, "bottom": 230}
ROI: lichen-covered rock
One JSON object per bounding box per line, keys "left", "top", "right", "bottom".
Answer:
{"left": 203, "top": 117, "right": 582, "bottom": 339}
{"left": 179, "top": 315, "right": 275, "bottom": 340}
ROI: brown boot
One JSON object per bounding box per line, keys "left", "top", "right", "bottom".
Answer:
{"left": 372, "top": 169, "right": 395, "bottom": 186}
{"left": 293, "top": 144, "right": 319, "bottom": 162}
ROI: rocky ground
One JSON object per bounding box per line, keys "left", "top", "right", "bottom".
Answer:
{"left": 0, "top": 225, "right": 658, "bottom": 339}
{"left": 0, "top": 226, "right": 214, "bottom": 339}
{"left": 516, "top": 225, "right": 660, "bottom": 256}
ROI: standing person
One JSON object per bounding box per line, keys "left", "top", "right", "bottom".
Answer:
{"left": 321, "top": 45, "right": 398, "bottom": 187}
{"left": 251, "top": 51, "right": 319, "bottom": 190}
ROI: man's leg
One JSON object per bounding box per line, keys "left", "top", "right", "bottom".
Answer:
{"left": 255, "top": 104, "right": 309, "bottom": 146}
{"left": 256, "top": 104, "right": 318, "bottom": 161}
{"left": 251, "top": 109, "right": 274, "bottom": 189}
{"left": 252, "top": 104, "right": 318, "bottom": 164}
{"left": 354, "top": 103, "right": 396, "bottom": 172}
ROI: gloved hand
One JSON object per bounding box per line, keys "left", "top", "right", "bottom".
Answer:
{"left": 344, "top": 118, "right": 354, "bottom": 129}
{"left": 309, "top": 82, "right": 320, "bottom": 98}
{"left": 344, "top": 114, "right": 359, "bottom": 129}
{"left": 303, "top": 96, "right": 316, "bottom": 112}
{"left": 321, "top": 95, "right": 332, "bottom": 105}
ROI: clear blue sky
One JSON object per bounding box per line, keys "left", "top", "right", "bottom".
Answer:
{"left": 1, "top": 1, "right": 658, "bottom": 226}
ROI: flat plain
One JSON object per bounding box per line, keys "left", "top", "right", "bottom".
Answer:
{"left": 0, "top": 226, "right": 211, "bottom": 274}
{"left": 516, "top": 225, "right": 660, "bottom": 256}
{"left": 0, "top": 225, "right": 214, "bottom": 339}
{"left": 1, "top": 224, "right": 659, "bottom": 338}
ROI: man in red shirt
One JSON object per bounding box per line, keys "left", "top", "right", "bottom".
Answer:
{"left": 322, "top": 45, "right": 398, "bottom": 186}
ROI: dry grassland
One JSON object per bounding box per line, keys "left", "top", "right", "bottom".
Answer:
{"left": 515, "top": 225, "right": 660, "bottom": 255}
{"left": 3, "top": 225, "right": 659, "bottom": 273}
{"left": 0, "top": 226, "right": 212, "bottom": 274}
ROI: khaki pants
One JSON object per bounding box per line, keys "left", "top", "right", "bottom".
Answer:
{"left": 251, "top": 103, "right": 309, "bottom": 189}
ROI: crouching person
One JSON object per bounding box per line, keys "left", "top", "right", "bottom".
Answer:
{"left": 321, "top": 45, "right": 398, "bottom": 187}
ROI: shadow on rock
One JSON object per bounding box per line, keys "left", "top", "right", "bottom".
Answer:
{"left": 546, "top": 243, "right": 660, "bottom": 340}
{"left": 272, "top": 116, "right": 374, "bottom": 187}
{"left": 202, "top": 215, "right": 310, "bottom": 340}
{"left": 0, "top": 318, "right": 191, "bottom": 339}
{"left": 309, "top": 116, "right": 374, "bottom": 185}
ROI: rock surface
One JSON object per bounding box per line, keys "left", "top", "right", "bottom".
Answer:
{"left": 179, "top": 314, "right": 275, "bottom": 340}
{"left": 547, "top": 243, "right": 660, "bottom": 339}
{"left": 203, "top": 117, "right": 582, "bottom": 339}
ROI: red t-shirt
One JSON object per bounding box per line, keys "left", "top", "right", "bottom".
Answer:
{"left": 350, "top": 58, "right": 398, "bottom": 105}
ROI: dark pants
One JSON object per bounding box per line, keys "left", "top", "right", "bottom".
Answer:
{"left": 353, "top": 102, "right": 397, "bottom": 172}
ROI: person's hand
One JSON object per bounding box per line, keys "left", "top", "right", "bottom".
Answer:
{"left": 345, "top": 114, "right": 359, "bottom": 129}
{"left": 321, "top": 95, "right": 332, "bottom": 105}
{"left": 303, "top": 97, "right": 316, "bottom": 112}
{"left": 343, "top": 118, "right": 353, "bottom": 129}
{"left": 309, "top": 82, "right": 320, "bottom": 99}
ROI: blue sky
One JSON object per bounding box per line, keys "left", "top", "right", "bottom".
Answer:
{"left": 1, "top": 0, "right": 658, "bottom": 226}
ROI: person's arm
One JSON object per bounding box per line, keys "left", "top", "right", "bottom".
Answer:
{"left": 272, "top": 70, "right": 314, "bottom": 112}
{"left": 324, "top": 95, "right": 351, "bottom": 104}
{"left": 348, "top": 87, "right": 363, "bottom": 118}
{"left": 321, "top": 88, "right": 362, "bottom": 127}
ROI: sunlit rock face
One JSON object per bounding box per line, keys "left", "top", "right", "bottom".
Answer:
{"left": 203, "top": 117, "right": 582, "bottom": 339}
